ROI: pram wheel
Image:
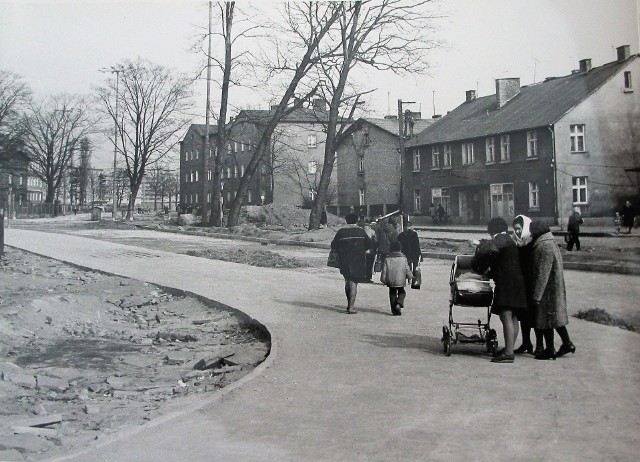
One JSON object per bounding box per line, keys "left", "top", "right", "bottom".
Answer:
{"left": 442, "top": 326, "right": 452, "bottom": 356}
{"left": 486, "top": 329, "right": 498, "bottom": 355}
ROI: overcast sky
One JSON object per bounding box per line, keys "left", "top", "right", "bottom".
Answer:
{"left": 1, "top": 0, "right": 638, "bottom": 168}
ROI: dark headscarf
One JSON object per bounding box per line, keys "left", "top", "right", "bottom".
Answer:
{"left": 530, "top": 220, "right": 551, "bottom": 241}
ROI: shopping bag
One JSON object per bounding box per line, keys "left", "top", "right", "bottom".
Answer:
{"left": 327, "top": 249, "right": 340, "bottom": 268}
{"left": 411, "top": 266, "right": 421, "bottom": 290}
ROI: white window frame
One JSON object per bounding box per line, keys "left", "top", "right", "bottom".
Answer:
{"left": 241, "top": 142, "right": 245, "bottom": 152}
{"left": 358, "top": 155, "right": 365, "bottom": 173}
{"left": 308, "top": 160, "right": 317, "bottom": 174}
{"left": 528, "top": 181, "right": 539, "bottom": 209}
{"left": 309, "top": 188, "right": 317, "bottom": 201}
{"left": 413, "top": 150, "right": 421, "bottom": 171}
{"left": 527, "top": 130, "right": 538, "bottom": 158}
{"left": 234, "top": 166, "right": 239, "bottom": 178}
{"left": 572, "top": 176, "right": 588, "bottom": 204}
{"left": 570, "top": 124, "right": 586, "bottom": 152}
{"left": 227, "top": 167, "right": 231, "bottom": 178}
{"left": 500, "top": 135, "right": 510, "bottom": 162}
{"left": 207, "top": 170, "right": 212, "bottom": 181}
{"left": 358, "top": 188, "right": 365, "bottom": 206}
{"left": 307, "top": 134, "right": 317, "bottom": 148}
{"left": 485, "top": 137, "right": 495, "bottom": 164}
{"left": 462, "top": 142, "right": 474, "bottom": 165}
{"left": 431, "top": 147, "right": 439, "bottom": 169}
{"left": 443, "top": 144, "right": 452, "bottom": 167}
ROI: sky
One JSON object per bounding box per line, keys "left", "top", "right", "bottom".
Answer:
{"left": 1, "top": 0, "right": 639, "bottom": 168}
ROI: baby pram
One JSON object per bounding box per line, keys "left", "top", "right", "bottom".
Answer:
{"left": 442, "top": 255, "right": 498, "bottom": 356}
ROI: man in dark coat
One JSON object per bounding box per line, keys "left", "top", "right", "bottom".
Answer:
{"left": 622, "top": 201, "right": 634, "bottom": 234}
{"left": 472, "top": 217, "right": 527, "bottom": 363}
{"left": 566, "top": 207, "right": 583, "bottom": 251}
{"left": 397, "top": 221, "right": 421, "bottom": 272}
{"left": 331, "top": 213, "right": 372, "bottom": 314}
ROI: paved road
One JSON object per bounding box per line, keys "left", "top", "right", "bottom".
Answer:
{"left": 5, "top": 228, "right": 640, "bottom": 462}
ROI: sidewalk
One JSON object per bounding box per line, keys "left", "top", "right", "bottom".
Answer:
{"left": 5, "top": 229, "right": 640, "bottom": 462}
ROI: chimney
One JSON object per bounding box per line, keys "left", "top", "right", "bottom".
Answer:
{"left": 312, "top": 98, "right": 326, "bottom": 111}
{"left": 617, "top": 45, "right": 630, "bottom": 62}
{"left": 495, "top": 78, "right": 520, "bottom": 108}
{"left": 432, "top": 114, "right": 442, "bottom": 119}
{"left": 466, "top": 90, "right": 476, "bottom": 102}
{"left": 270, "top": 105, "right": 279, "bottom": 111}
{"left": 579, "top": 59, "right": 592, "bottom": 73}
{"left": 384, "top": 115, "right": 398, "bottom": 120}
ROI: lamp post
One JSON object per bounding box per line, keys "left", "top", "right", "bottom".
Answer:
{"left": 100, "top": 66, "right": 123, "bottom": 220}
{"left": 398, "top": 99, "right": 415, "bottom": 229}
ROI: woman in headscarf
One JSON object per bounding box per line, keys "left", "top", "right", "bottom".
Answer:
{"left": 529, "top": 221, "right": 576, "bottom": 359}
{"left": 512, "top": 215, "right": 545, "bottom": 355}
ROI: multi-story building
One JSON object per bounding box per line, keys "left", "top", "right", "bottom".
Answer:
{"left": 405, "top": 45, "right": 639, "bottom": 226}
{"left": 179, "top": 99, "right": 338, "bottom": 217}
{"left": 335, "top": 114, "right": 433, "bottom": 218}
{"left": 1, "top": 149, "right": 45, "bottom": 215}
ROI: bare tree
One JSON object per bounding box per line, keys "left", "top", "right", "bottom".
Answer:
{"left": 225, "top": 2, "right": 344, "bottom": 227}
{"left": 21, "top": 94, "right": 96, "bottom": 203}
{"left": 308, "top": 0, "right": 441, "bottom": 229}
{"left": 97, "top": 58, "right": 193, "bottom": 219}
{"left": 0, "top": 69, "right": 31, "bottom": 163}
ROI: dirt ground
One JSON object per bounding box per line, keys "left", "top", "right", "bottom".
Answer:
{"left": 0, "top": 247, "right": 269, "bottom": 461}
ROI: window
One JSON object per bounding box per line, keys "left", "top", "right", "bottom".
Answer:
{"left": 241, "top": 142, "right": 245, "bottom": 152}
{"left": 247, "top": 190, "right": 252, "bottom": 203}
{"left": 485, "top": 137, "right": 495, "bottom": 163}
{"left": 194, "top": 193, "right": 198, "bottom": 203}
{"left": 572, "top": 176, "right": 588, "bottom": 204}
{"left": 207, "top": 193, "right": 211, "bottom": 203}
{"left": 234, "top": 166, "right": 239, "bottom": 178}
{"left": 413, "top": 150, "right": 421, "bottom": 171}
{"left": 227, "top": 167, "right": 231, "bottom": 178}
{"left": 570, "top": 124, "right": 586, "bottom": 152}
{"left": 359, "top": 188, "right": 366, "bottom": 206}
{"left": 462, "top": 142, "right": 474, "bottom": 165}
{"left": 234, "top": 142, "right": 239, "bottom": 152}
{"left": 309, "top": 188, "right": 317, "bottom": 200}
{"left": 624, "top": 71, "right": 632, "bottom": 90}
{"left": 358, "top": 156, "right": 365, "bottom": 173}
{"left": 529, "top": 182, "right": 539, "bottom": 209}
{"left": 414, "top": 189, "right": 421, "bottom": 212}
{"left": 207, "top": 170, "right": 212, "bottom": 181}
{"left": 490, "top": 183, "right": 514, "bottom": 217}
{"left": 431, "top": 147, "right": 439, "bottom": 169}
{"left": 431, "top": 187, "right": 450, "bottom": 215}
{"left": 443, "top": 144, "right": 452, "bottom": 167}
{"left": 500, "top": 135, "right": 510, "bottom": 162}
{"left": 527, "top": 131, "right": 538, "bottom": 158}
{"left": 194, "top": 170, "right": 199, "bottom": 182}
{"left": 228, "top": 142, "right": 232, "bottom": 152}
{"left": 307, "top": 134, "right": 317, "bottom": 148}
{"left": 364, "top": 133, "right": 371, "bottom": 146}
{"left": 241, "top": 165, "right": 245, "bottom": 176}
{"left": 308, "top": 160, "right": 318, "bottom": 174}
{"left": 194, "top": 148, "right": 199, "bottom": 160}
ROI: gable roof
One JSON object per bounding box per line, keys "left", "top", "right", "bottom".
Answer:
{"left": 409, "top": 55, "right": 638, "bottom": 147}
{"left": 362, "top": 117, "right": 434, "bottom": 136}
{"left": 236, "top": 106, "right": 331, "bottom": 125}
{"left": 189, "top": 124, "right": 219, "bottom": 138}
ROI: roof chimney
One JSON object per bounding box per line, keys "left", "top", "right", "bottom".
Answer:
{"left": 495, "top": 78, "right": 520, "bottom": 108}
{"left": 465, "top": 90, "right": 476, "bottom": 102}
{"left": 579, "top": 59, "right": 592, "bottom": 73}
{"left": 617, "top": 45, "right": 631, "bottom": 62}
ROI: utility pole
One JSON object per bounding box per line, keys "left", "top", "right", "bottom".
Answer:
{"left": 111, "top": 68, "right": 122, "bottom": 220}
{"left": 202, "top": 1, "right": 213, "bottom": 223}
{"left": 398, "top": 99, "right": 414, "bottom": 229}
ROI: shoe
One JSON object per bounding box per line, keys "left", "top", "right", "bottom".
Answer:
{"left": 535, "top": 348, "right": 556, "bottom": 360}
{"left": 514, "top": 343, "right": 533, "bottom": 354}
{"left": 491, "top": 353, "right": 515, "bottom": 363}
{"left": 533, "top": 346, "right": 544, "bottom": 356}
{"left": 493, "top": 347, "right": 505, "bottom": 358}
{"left": 346, "top": 308, "right": 357, "bottom": 314}
{"left": 556, "top": 342, "right": 576, "bottom": 357}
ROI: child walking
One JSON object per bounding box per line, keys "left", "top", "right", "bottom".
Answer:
{"left": 380, "top": 241, "right": 413, "bottom": 316}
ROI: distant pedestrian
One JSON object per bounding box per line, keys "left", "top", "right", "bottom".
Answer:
{"left": 380, "top": 241, "right": 413, "bottom": 316}
{"left": 436, "top": 204, "right": 446, "bottom": 225}
{"left": 319, "top": 207, "right": 328, "bottom": 228}
{"left": 331, "top": 213, "right": 372, "bottom": 314}
{"left": 529, "top": 221, "right": 576, "bottom": 360}
{"left": 614, "top": 212, "right": 622, "bottom": 234}
{"left": 376, "top": 216, "right": 398, "bottom": 265}
{"left": 566, "top": 207, "right": 583, "bottom": 251}
{"left": 397, "top": 221, "right": 421, "bottom": 273}
{"left": 622, "top": 201, "right": 634, "bottom": 234}
{"left": 429, "top": 203, "right": 436, "bottom": 224}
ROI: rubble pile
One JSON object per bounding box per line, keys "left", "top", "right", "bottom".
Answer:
{"left": 0, "top": 248, "right": 269, "bottom": 460}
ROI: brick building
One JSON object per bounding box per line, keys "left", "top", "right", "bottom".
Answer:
{"left": 335, "top": 115, "right": 433, "bottom": 218}
{"left": 405, "top": 45, "right": 639, "bottom": 226}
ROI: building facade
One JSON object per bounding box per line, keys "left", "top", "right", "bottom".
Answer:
{"left": 405, "top": 45, "right": 639, "bottom": 226}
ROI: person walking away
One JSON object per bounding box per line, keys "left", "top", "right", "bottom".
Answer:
{"left": 622, "top": 201, "right": 634, "bottom": 234}
{"left": 331, "top": 213, "right": 372, "bottom": 314}
{"left": 376, "top": 216, "right": 398, "bottom": 267}
{"left": 472, "top": 217, "right": 528, "bottom": 363}
{"left": 319, "top": 206, "right": 328, "bottom": 228}
{"left": 397, "top": 221, "right": 421, "bottom": 274}
{"left": 512, "top": 215, "right": 544, "bottom": 355}
{"left": 360, "top": 218, "right": 377, "bottom": 281}
{"left": 436, "top": 204, "right": 446, "bottom": 225}
{"left": 429, "top": 203, "right": 436, "bottom": 225}
{"left": 380, "top": 241, "right": 413, "bottom": 316}
{"left": 566, "top": 207, "right": 583, "bottom": 251}
{"left": 529, "top": 221, "right": 576, "bottom": 360}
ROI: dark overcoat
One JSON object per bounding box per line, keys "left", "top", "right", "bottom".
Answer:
{"left": 531, "top": 232, "right": 569, "bottom": 328}
{"left": 331, "top": 225, "right": 372, "bottom": 282}
{"left": 397, "top": 229, "right": 421, "bottom": 265}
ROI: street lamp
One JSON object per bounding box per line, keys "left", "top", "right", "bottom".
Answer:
{"left": 100, "top": 66, "right": 124, "bottom": 220}
{"left": 398, "top": 99, "right": 415, "bottom": 229}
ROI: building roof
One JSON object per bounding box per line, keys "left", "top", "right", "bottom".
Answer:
{"left": 362, "top": 117, "right": 434, "bottom": 136}
{"left": 236, "top": 106, "right": 331, "bottom": 125}
{"left": 408, "top": 55, "right": 638, "bottom": 147}
{"left": 189, "top": 124, "right": 219, "bottom": 138}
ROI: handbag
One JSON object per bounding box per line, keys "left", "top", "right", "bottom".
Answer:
{"left": 373, "top": 254, "right": 383, "bottom": 273}
{"left": 411, "top": 265, "right": 422, "bottom": 290}
{"left": 327, "top": 249, "right": 340, "bottom": 268}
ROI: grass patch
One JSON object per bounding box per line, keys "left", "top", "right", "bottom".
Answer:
{"left": 573, "top": 307, "right": 636, "bottom": 332}
{"left": 185, "top": 248, "right": 309, "bottom": 269}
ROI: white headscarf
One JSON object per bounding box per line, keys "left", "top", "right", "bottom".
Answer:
{"left": 513, "top": 214, "right": 532, "bottom": 247}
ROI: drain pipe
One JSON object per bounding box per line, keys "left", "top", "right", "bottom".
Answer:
{"left": 548, "top": 125, "right": 562, "bottom": 229}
